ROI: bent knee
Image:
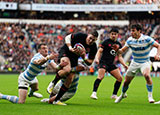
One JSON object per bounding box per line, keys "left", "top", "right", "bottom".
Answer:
{"left": 64, "top": 67, "right": 71, "bottom": 74}
{"left": 97, "top": 75, "right": 104, "bottom": 80}
{"left": 117, "top": 76, "right": 123, "bottom": 82}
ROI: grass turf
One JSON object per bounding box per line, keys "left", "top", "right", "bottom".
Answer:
{"left": 0, "top": 74, "right": 160, "bottom": 115}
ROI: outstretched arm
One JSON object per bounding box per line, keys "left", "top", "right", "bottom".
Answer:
{"left": 49, "top": 61, "right": 68, "bottom": 71}
{"left": 118, "top": 46, "right": 128, "bottom": 54}
{"left": 33, "top": 53, "right": 57, "bottom": 65}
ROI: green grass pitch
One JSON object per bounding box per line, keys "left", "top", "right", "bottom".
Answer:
{"left": 0, "top": 74, "right": 160, "bottom": 115}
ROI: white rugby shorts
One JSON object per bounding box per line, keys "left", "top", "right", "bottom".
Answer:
{"left": 18, "top": 73, "right": 38, "bottom": 89}
{"left": 126, "top": 60, "right": 151, "bottom": 77}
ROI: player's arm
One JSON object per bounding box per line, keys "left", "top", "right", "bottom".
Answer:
{"left": 94, "top": 47, "right": 103, "bottom": 65}
{"left": 49, "top": 61, "right": 68, "bottom": 71}
{"left": 80, "top": 49, "right": 96, "bottom": 66}
{"left": 152, "top": 41, "right": 160, "bottom": 60}
{"left": 33, "top": 53, "right": 57, "bottom": 65}
{"left": 65, "top": 34, "right": 79, "bottom": 54}
{"left": 117, "top": 53, "right": 128, "bottom": 70}
{"left": 118, "top": 46, "right": 128, "bottom": 54}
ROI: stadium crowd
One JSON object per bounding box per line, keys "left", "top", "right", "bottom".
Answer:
{"left": 1, "top": 0, "right": 159, "bottom": 4}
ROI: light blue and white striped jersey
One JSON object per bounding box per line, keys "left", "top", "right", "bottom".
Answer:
{"left": 23, "top": 53, "right": 54, "bottom": 81}
{"left": 125, "top": 34, "right": 155, "bottom": 63}
{"left": 61, "top": 74, "right": 79, "bottom": 93}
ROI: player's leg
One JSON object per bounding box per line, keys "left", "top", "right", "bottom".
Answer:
{"left": 115, "top": 75, "right": 134, "bottom": 103}
{"left": 90, "top": 68, "right": 106, "bottom": 100}
{"left": 18, "top": 88, "right": 28, "bottom": 104}
{"left": 141, "top": 62, "right": 154, "bottom": 103}
{"left": 53, "top": 72, "right": 75, "bottom": 104}
{"left": 110, "top": 68, "right": 123, "bottom": 99}
{"left": 28, "top": 78, "right": 43, "bottom": 98}
{"left": 0, "top": 93, "right": 19, "bottom": 103}
{"left": 47, "top": 57, "right": 71, "bottom": 94}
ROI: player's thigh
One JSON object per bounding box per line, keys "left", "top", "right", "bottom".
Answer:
{"left": 60, "top": 92, "right": 75, "bottom": 102}
{"left": 126, "top": 61, "right": 140, "bottom": 77}
{"left": 60, "top": 57, "right": 71, "bottom": 70}
{"left": 18, "top": 73, "right": 30, "bottom": 90}
{"left": 141, "top": 61, "right": 151, "bottom": 76}
{"left": 64, "top": 73, "right": 75, "bottom": 87}
{"left": 97, "top": 68, "right": 106, "bottom": 80}
{"left": 110, "top": 68, "right": 122, "bottom": 81}
{"left": 18, "top": 89, "right": 28, "bottom": 103}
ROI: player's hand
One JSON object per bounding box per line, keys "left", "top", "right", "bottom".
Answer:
{"left": 47, "top": 53, "right": 58, "bottom": 60}
{"left": 112, "top": 44, "right": 120, "bottom": 52}
{"left": 70, "top": 47, "right": 80, "bottom": 55}
{"left": 123, "top": 64, "right": 128, "bottom": 70}
{"left": 154, "top": 55, "right": 160, "bottom": 61}
{"left": 95, "top": 58, "right": 99, "bottom": 65}
{"left": 79, "top": 48, "right": 86, "bottom": 59}
{"left": 59, "top": 61, "right": 68, "bottom": 68}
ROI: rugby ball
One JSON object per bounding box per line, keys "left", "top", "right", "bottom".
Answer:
{"left": 74, "top": 43, "right": 85, "bottom": 50}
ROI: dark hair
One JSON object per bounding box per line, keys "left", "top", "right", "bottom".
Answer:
{"left": 131, "top": 24, "right": 142, "bottom": 31}
{"left": 90, "top": 30, "right": 99, "bottom": 37}
{"left": 110, "top": 28, "right": 119, "bottom": 33}
{"left": 37, "top": 43, "right": 46, "bottom": 49}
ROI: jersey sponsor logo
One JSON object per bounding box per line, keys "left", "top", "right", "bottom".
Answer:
{"left": 110, "top": 49, "right": 116, "bottom": 56}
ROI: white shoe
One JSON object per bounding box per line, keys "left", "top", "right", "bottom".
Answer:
{"left": 41, "top": 98, "right": 49, "bottom": 103}
{"left": 115, "top": 93, "right": 127, "bottom": 103}
{"left": 0, "top": 92, "right": 2, "bottom": 99}
{"left": 90, "top": 92, "right": 98, "bottom": 100}
{"left": 148, "top": 97, "right": 155, "bottom": 103}
{"left": 53, "top": 100, "right": 67, "bottom": 105}
{"left": 154, "top": 101, "right": 160, "bottom": 104}
{"left": 111, "top": 95, "right": 118, "bottom": 99}
{"left": 32, "top": 92, "right": 43, "bottom": 98}
{"left": 47, "top": 81, "right": 55, "bottom": 94}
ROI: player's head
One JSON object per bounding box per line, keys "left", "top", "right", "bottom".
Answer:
{"left": 109, "top": 28, "right": 119, "bottom": 41}
{"left": 86, "top": 30, "right": 98, "bottom": 45}
{"left": 130, "top": 24, "right": 142, "bottom": 39}
{"left": 38, "top": 43, "right": 48, "bottom": 57}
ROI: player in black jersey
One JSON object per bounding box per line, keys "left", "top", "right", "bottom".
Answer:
{"left": 90, "top": 28, "right": 128, "bottom": 100}
{"left": 47, "top": 30, "right": 98, "bottom": 105}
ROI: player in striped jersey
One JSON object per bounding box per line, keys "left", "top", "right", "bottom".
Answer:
{"left": 0, "top": 43, "right": 67, "bottom": 104}
{"left": 41, "top": 63, "right": 87, "bottom": 105}
{"left": 115, "top": 24, "right": 160, "bottom": 103}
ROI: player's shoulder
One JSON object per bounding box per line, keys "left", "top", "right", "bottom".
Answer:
{"left": 34, "top": 53, "right": 42, "bottom": 58}
{"left": 127, "top": 36, "right": 133, "bottom": 41}
{"left": 31, "top": 53, "right": 42, "bottom": 61}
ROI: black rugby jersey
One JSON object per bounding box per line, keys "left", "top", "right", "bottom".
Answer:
{"left": 100, "top": 38, "right": 122, "bottom": 64}
{"left": 62, "top": 32, "right": 97, "bottom": 59}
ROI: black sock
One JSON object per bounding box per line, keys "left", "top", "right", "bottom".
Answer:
{"left": 52, "top": 73, "right": 61, "bottom": 85}
{"left": 55, "top": 84, "right": 68, "bottom": 101}
{"left": 113, "top": 81, "right": 121, "bottom": 95}
{"left": 93, "top": 79, "right": 101, "bottom": 92}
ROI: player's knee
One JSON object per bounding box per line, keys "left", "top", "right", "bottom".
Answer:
{"left": 18, "top": 100, "right": 25, "bottom": 104}
{"left": 117, "top": 76, "right": 123, "bottom": 82}
{"left": 98, "top": 75, "right": 104, "bottom": 80}
{"left": 144, "top": 74, "right": 151, "bottom": 81}
{"left": 64, "top": 67, "right": 71, "bottom": 74}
